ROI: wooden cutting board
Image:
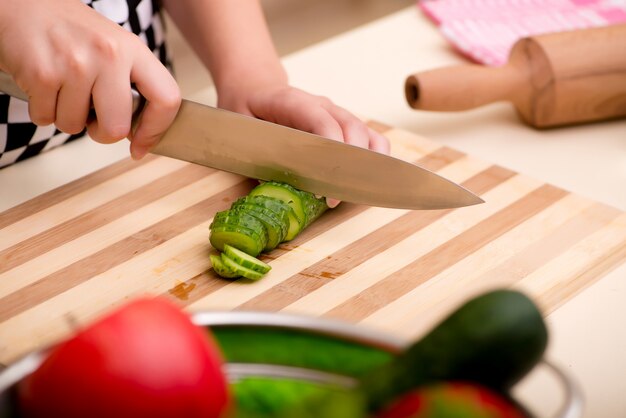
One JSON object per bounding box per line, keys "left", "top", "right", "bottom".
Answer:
{"left": 0, "top": 121, "right": 624, "bottom": 365}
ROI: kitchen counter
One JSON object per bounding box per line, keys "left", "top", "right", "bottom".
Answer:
{"left": 0, "top": 6, "right": 624, "bottom": 417}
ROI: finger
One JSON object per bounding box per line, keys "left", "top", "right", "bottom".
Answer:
{"left": 29, "top": 90, "right": 59, "bottom": 127}
{"left": 367, "top": 127, "right": 391, "bottom": 155}
{"left": 302, "top": 107, "right": 344, "bottom": 142}
{"left": 323, "top": 104, "right": 370, "bottom": 149}
{"left": 251, "top": 91, "right": 344, "bottom": 142}
{"left": 25, "top": 72, "right": 60, "bottom": 126}
{"left": 87, "top": 67, "right": 132, "bottom": 144}
{"left": 55, "top": 75, "right": 94, "bottom": 135}
{"left": 128, "top": 48, "right": 181, "bottom": 159}
{"left": 326, "top": 198, "right": 341, "bottom": 209}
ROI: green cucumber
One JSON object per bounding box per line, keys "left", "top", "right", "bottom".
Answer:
{"left": 209, "top": 210, "right": 268, "bottom": 256}
{"left": 359, "top": 289, "right": 548, "bottom": 412}
{"left": 297, "top": 190, "right": 328, "bottom": 229}
{"left": 221, "top": 253, "right": 264, "bottom": 280}
{"left": 249, "top": 182, "right": 307, "bottom": 240}
{"left": 210, "top": 254, "right": 240, "bottom": 279}
{"left": 223, "top": 244, "right": 271, "bottom": 274}
{"left": 230, "top": 203, "right": 287, "bottom": 251}
{"left": 211, "top": 327, "right": 392, "bottom": 378}
{"left": 281, "top": 210, "right": 302, "bottom": 241}
{"left": 233, "top": 196, "right": 292, "bottom": 224}
{"left": 211, "top": 210, "right": 268, "bottom": 236}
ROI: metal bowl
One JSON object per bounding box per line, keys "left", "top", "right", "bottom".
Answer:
{"left": 0, "top": 311, "right": 583, "bottom": 418}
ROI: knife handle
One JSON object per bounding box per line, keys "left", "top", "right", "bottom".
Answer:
{"left": 0, "top": 70, "right": 144, "bottom": 116}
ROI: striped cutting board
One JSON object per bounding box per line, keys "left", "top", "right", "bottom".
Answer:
{"left": 0, "top": 122, "right": 625, "bottom": 365}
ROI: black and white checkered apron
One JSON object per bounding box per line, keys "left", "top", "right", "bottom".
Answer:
{"left": 0, "top": 0, "right": 169, "bottom": 168}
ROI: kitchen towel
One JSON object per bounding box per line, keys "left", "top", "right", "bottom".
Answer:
{"left": 419, "top": 0, "right": 626, "bottom": 66}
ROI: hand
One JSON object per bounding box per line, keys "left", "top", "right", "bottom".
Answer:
{"left": 0, "top": 0, "right": 181, "bottom": 159}
{"left": 218, "top": 84, "right": 391, "bottom": 207}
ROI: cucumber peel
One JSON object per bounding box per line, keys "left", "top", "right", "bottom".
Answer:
{"left": 221, "top": 253, "right": 264, "bottom": 280}
{"left": 210, "top": 254, "right": 240, "bottom": 279}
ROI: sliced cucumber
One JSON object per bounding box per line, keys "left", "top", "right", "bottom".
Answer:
{"left": 210, "top": 254, "right": 240, "bottom": 279}
{"left": 221, "top": 253, "right": 264, "bottom": 280}
{"left": 233, "top": 196, "right": 290, "bottom": 233}
{"left": 209, "top": 210, "right": 268, "bottom": 256}
{"left": 230, "top": 203, "right": 287, "bottom": 251}
{"left": 233, "top": 196, "right": 292, "bottom": 220}
{"left": 211, "top": 210, "right": 268, "bottom": 235}
{"left": 209, "top": 183, "right": 331, "bottom": 281}
{"left": 209, "top": 227, "right": 265, "bottom": 257}
{"left": 249, "top": 182, "right": 307, "bottom": 240}
{"left": 223, "top": 244, "right": 271, "bottom": 274}
{"left": 282, "top": 210, "right": 302, "bottom": 241}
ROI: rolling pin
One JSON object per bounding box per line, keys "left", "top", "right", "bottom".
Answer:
{"left": 405, "top": 24, "right": 626, "bottom": 128}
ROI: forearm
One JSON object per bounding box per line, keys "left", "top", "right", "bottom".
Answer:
{"left": 161, "top": 0, "right": 287, "bottom": 94}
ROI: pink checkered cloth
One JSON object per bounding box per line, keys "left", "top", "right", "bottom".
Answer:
{"left": 419, "top": 0, "right": 626, "bottom": 66}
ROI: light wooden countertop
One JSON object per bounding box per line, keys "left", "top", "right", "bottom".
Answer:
{"left": 0, "top": 6, "right": 624, "bottom": 418}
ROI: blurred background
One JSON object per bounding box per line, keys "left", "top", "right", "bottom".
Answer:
{"left": 166, "top": 0, "right": 415, "bottom": 96}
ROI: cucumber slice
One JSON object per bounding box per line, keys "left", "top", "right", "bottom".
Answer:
{"left": 209, "top": 227, "right": 265, "bottom": 257}
{"left": 237, "top": 195, "right": 292, "bottom": 220}
{"left": 230, "top": 203, "right": 286, "bottom": 251}
{"left": 211, "top": 210, "right": 268, "bottom": 236}
{"left": 249, "top": 182, "right": 306, "bottom": 240}
{"left": 233, "top": 196, "right": 290, "bottom": 232}
{"left": 221, "top": 253, "right": 265, "bottom": 280}
{"left": 209, "top": 210, "right": 268, "bottom": 256}
{"left": 210, "top": 254, "right": 240, "bottom": 279}
{"left": 283, "top": 210, "right": 302, "bottom": 241}
{"left": 223, "top": 244, "right": 271, "bottom": 274}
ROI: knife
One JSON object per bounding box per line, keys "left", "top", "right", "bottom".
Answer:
{"left": 0, "top": 72, "right": 482, "bottom": 209}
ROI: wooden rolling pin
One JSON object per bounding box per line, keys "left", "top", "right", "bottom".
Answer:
{"left": 405, "top": 24, "right": 626, "bottom": 128}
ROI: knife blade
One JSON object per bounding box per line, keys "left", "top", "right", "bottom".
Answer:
{"left": 152, "top": 100, "right": 483, "bottom": 209}
{"left": 0, "top": 71, "right": 482, "bottom": 209}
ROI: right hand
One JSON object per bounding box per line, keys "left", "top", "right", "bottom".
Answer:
{"left": 0, "top": 0, "right": 181, "bottom": 159}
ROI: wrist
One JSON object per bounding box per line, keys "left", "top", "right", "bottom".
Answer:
{"left": 215, "top": 65, "right": 288, "bottom": 96}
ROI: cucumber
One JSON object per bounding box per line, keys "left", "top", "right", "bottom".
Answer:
{"left": 209, "top": 183, "right": 331, "bottom": 281}
{"left": 359, "top": 289, "right": 548, "bottom": 412}
{"left": 212, "top": 327, "right": 392, "bottom": 378}
{"left": 282, "top": 210, "right": 303, "bottom": 241}
{"left": 223, "top": 244, "right": 271, "bottom": 274}
{"left": 210, "top": 254, "right": 240, "bottom": 279}
{"left": 221, "top": 253, "right": 265, "bottom": 280}
{"left": 230, "top": 203, "right": 287, "bottom": 251}
{"left": 211, "top": 210, "right": 268, "bottom": 236}
{"left": 297, "top": 190, "right": 328, "bottom": 229}
{"left": 249, "top": 182, "right": 307, "bottom": 240}
{"left": 209, "top": 210, "right": 268, "bottom": 256}
{"left": 233, "top": 196, "right": 292, "bottom": 224}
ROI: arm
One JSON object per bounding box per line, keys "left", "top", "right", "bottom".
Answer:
{"left": 162, "top": 0, "right": 389, "bottom": 206}
{"left": 161, "top": 0, "right": 390, "bottom": 149}
{"left": 161, "top": 0, "right": 286, "bottom": 109}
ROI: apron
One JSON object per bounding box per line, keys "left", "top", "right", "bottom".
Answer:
{"left": 0, "top": 0, "right": 170, "bottom": 168}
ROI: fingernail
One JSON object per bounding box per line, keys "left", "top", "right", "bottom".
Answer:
{"left": 130, "top": 146, "right": 147, "bottom": 160}
{"left": 326, "top": 198, "right": 341, "bottom": 209}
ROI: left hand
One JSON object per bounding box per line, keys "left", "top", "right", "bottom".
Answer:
{"left": 218, "top": 84, "right": 391, "bottom": 207}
